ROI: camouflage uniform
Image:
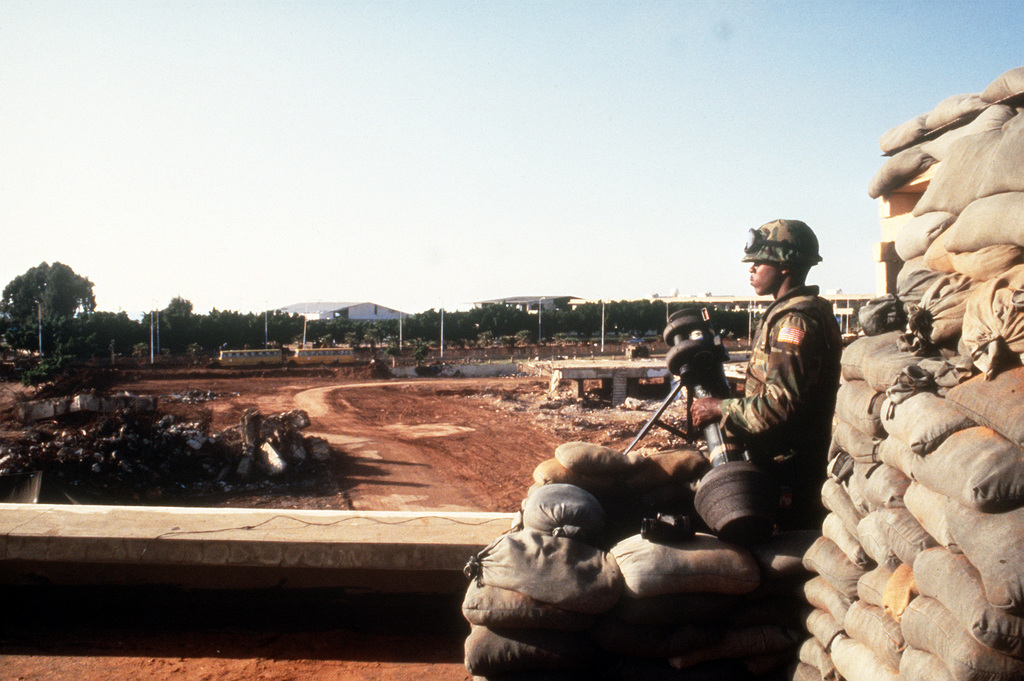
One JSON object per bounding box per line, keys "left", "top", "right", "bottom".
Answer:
{"left": 720, "top": 220, "right": 843, "bottom": 529}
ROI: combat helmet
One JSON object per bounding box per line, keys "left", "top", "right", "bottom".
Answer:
{"left": 742, "top": 219, "right": 822, "bottom": 267}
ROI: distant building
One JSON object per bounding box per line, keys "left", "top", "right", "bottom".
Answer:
{"left": 472, "top": 296, "right": 582, "bottom": 312}
{"left": 278, "top": 302, "right": 406, "bottom": 322}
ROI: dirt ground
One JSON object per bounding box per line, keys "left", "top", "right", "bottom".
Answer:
{"left": 0, "top": 365, "right": 679, "bottom": 681}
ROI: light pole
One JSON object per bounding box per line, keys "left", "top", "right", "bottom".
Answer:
{"left": 37, "top": 300, "right": 43, "bottom": 357}
{"left": 439, "top": 307, "right": 444, "bottom": 359}
{"left": 538, "top": 297, "right": 543, "bottom": 344}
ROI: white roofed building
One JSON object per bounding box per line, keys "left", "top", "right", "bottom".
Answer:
{"left": 278, "top": 302, "right": 406, "bottom": 321}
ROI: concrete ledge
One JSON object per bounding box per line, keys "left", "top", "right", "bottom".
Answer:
{"left": 0, "top": 504, "right": 514, "bottom": 592}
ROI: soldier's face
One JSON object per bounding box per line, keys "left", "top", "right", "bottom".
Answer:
{"left": 749, "top": 261, "right": 785, "bottom": 297}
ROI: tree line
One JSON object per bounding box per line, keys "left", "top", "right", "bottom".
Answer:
{"left": 1, "top": 262, "right": 753, "bottom": 361}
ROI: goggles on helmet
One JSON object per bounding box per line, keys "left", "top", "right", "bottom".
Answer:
{"left": 744, "top": 228, "right": 789, "bottom": 257}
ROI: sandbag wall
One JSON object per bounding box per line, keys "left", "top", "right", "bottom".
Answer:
{"left": 794, "top": 64, "right": 1024, "bottom": 681}
{"left": 462, "top": 443, "right": 819, "bottom": 680}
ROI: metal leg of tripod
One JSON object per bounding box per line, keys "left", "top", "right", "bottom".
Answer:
{"left": 622, "top": 378, "right": 690, "bottom": 456}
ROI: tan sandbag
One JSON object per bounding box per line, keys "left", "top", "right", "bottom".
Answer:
{"left": 793, "top": 660, "right": 827, "bottom": 681}
{"left": 944, "top": 192, "right": 1024, "bottom": 253}
{"left": 829, "top": 635, "right": 901, "bottom": 681}
{"left": 842, "top": 331, "right": 920, "bottom": 391}
{"left": 835, "top": 380, "right": 887, "bottom": 438}
{"left": 799, "top": 637, "right": 839, "bottom": 681}
{"left": 961, "top": 264, "right": 1024, "bottom": 378}
{"left": 908, "top": 271, "right": 981, "bottom": 346}
{"left": 466, "top": 529, "right": 622, "bottom": 613}
{"left": 949, "top": 244, "right": 1024, "bottom": 282}
{"left": 667, "top": 625, "right": 802, "bottom": 670}
{"left": 880, "top": 506, "right": 937, "bottom": 565}
{"left": 882, "top": 562, "right": 918, "bottom": 622}
{"left": 913, "top": 129, "right": 1002, "bottom": 217}
{"left": 916, "top": 546, "right": 1024, "bottom": 658}
{"left": 869, "top": 146, "right": 939, "bottom": 199}
{"left": 856, "top": 512, "right": 901, "bottom": 569}
{"left": 521, "top": 483, "right": 606, "bottom": 543}
{"left": 881, "top": 392, "right": 975, "bottom": 455}
{"left": 898, "top": 257, "right": 947, "bottom": 305}
{"left": 981, "top": 66, "right": 1024, "bottom": 104}
{"left": 859, "top": 565, "right": 897, "bottom": 608}
{"left": 904, "top": 481, "right": 957, "bottom": 548}
{"left": 833, "top": 420, "right": 880, "bottom": 464}
{"left": 463, "top": 624, "right": 601, "bottom": 677}
{"left": 824, "top": 513, "right": 870, "bottom": 567}
{"left": 847, "top": 461, "right": 874, "bottom": 515}
{"left": 880, "top": 113, "right": 929, "bottom": 155}
{"left": 462, "top": 581, "right": 596, "bottom": 631}
{"left": 803, "top": 536, "right": 866, "bottom": 601}
{"left": 624, "top": 447, "right": 709, "bottom": 492}
{"left": 923, "top": 227, "right": 957, "bottom": 273}
{"left": 806, "top": 607, "right": 844, "bottom": 652}
{"left": 947, "top": 367, "right": 1024, "bottom": 448}
{"left": 805, "top": 574, "right": 853, "bottom": 625}
{"left": 861, "top": 463, "right": 911, "bottom": 510}
{"left": 844, "top": 599, "right": 906, "bottom": 670}
{"left": 748, "top": 529, "right": 821, "bottom": 583}
{"left": 610, "top": 533, "right": 760, "bottom": 598}
{"left": 979, "top": 109, "right": 1024, "bottom": 196}
{"left": 924, "top": 103, "right": 1019, "bottom": 161}
{"left": 554, "top": 440, "right": 637, "bottom": 476}
{"left": 877, "top": 435, "right": 915, "bottom": 478}
{"left": 822, "top": 478, "right": 865, "bottom": 538}
{"left": 531, "top": 458, "right": 621, "bottom": 497}
{"left": 913, "top": 426, "right": 1024, "bottom": 512}
{"left": 902, "top": 596, "right": 1024, "bottom": 681}
{"left": 945, "top": 500, "right": 1024, "bottom": 615}
{"left": 925, "top": 93, "right": 988, "bottom": 130}
{"left": 900, "top": 646, "right": 956, "bottom": 681}
{"left": 896, "top": 211, "right": 957, "bottom": 261}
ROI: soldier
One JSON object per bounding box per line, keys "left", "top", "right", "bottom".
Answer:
{"left": 689, "top": 219, "right": 842, "bottom": 530}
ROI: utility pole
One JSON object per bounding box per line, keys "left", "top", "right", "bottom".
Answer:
{"left": 439, "top": 308, "right": 444, "bottom": 359}
{"left": 37, "top": 301, "right": 43, "bottom": 357}
{"left": 600, "top": 300, "right": 605, "bottom": 353}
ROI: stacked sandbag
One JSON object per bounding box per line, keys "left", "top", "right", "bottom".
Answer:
{"left": 465, "top": 439, "right": 819, "bottom": 680}
{"left": 795, "top": 325, "right": 985, "bottom": 681}
{"left": 865, "top": 66, "right": 1024, "bottom": 369}
{"left": 806, "top": 65, "right": 1024, "bottom": 681}
{"left": 462, "top": 483, "right": 623, "bottom": 678}
{"left": 895, "top": 368, "right": 1024, "bottom": 681}
{"left": 531, "top": 441, "right": 711, "bottom": 543}
{"left": 602, "top": 529, "right": 817, "bottom": 679}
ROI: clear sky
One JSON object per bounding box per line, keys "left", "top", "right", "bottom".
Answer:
{"left": 3, "top": 1, "right": 1023, "bottom": 317}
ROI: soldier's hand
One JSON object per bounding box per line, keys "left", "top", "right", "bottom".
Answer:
{"left": 689, "top": 397, "right": 723, "bottom": 429}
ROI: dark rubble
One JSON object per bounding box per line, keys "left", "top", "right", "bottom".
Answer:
{"left": 0, "top": 396, "right": 332, "bottom": 503}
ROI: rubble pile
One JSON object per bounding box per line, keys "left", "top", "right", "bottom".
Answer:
{"left": 462, "top": 442, "right": 818, "bottom": 680}
{"left": 0, "top": 396, "right": 331, "bottom": 502}
{"left": 794, "top": 66, "right": 1024, "bottom": 681}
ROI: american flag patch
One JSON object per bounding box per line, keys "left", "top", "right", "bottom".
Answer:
{"left": 777, "top": 326, "right": 805, "bottom": 344}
